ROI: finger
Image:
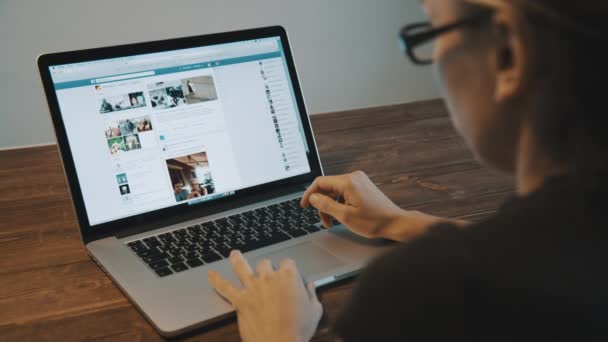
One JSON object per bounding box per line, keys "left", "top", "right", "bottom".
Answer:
{"left": 229, "top": 250, "right": 254, "bottom": 286}
{"left": 319, "top": 211, "right": 333, "bottom": 228}
{"left": 256, "top": 259, "right": 274, "bottom": 276}
{"left": 305, "top": 191, "right": 340, "bottom": 211}
{"left": 278, "top": 258, "right": 298, "bottom": 275}
{"left": 301, "top": 176, "right": 347, "bottom": 208}
{"left": 306, "top": 281, "right": 320, "bottom": 304}
{"left": 312, "top": 193, "right": 339, "bottom": 228}
{"left": 308, "top": 193, "right": 351, "bottom": 223}
{"left": 207, "top": 270, "right": 241, "bottom": 304}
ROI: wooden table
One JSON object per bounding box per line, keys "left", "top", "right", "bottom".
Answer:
{"left": 0, "top": 99, "right": 514, "bottom": 341}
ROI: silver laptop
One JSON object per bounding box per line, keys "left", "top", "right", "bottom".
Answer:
{"left": 37, "top": 26, "right": 392, "bottom": 336}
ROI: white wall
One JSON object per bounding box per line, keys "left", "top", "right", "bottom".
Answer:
{"left": 0, "top": 0, "right": 438, "bottom": 148}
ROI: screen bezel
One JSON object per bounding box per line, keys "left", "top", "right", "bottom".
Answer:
{"left": 37, "top": 26, "right": 323, "bottom": 244}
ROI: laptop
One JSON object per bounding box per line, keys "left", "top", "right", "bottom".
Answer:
{"left": 37, "top": 26, "right": 392, "bottom": 336}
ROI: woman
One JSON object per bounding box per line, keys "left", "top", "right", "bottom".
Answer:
{"left": 208, "top": 1, "right": 608, "bottom": 340}
{"left": 188, "top": 182, "right": 208, "bottom": 199}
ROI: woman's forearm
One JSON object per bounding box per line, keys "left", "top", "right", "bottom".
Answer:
{"left": 381, "top": 209, "right": 470, "bottom": 243}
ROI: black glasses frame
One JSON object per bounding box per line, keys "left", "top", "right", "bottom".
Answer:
{"left": 400, "top": 11, "right": 492, "bottom": 65}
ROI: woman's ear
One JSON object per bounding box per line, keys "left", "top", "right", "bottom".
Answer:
{"left": 491, "top": 9, "right": 528, "bottom": 103}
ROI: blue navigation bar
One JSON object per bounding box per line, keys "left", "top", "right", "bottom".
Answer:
{"left": 53, "top": 51, "right": 282, "bottom": 90}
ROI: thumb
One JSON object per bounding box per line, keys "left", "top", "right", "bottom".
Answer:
{"left": 309, "top": 193, "right": 349, "bottom": 222}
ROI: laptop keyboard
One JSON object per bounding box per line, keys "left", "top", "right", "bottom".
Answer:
{"left": 126, "top": 198, "right": 323, "bottom": 277}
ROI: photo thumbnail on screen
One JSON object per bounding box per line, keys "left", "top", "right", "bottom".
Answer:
{"left": 99, "top": 91, "right": 146, "bottom": 114}
{"left": 166, "top": 151, "right": 215, "bottom": 202}
{"left": 147, "top": 81, "right": 186, "bottom": 110}
{"left": 181, "top": 76, "right": 218, "bottom": 105}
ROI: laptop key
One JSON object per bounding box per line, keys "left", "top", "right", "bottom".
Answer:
{"left": 168, "top": 247, "right": 184, "bottom": 256}
{"left": 195, "top": 242, "right": 209, "bottom": 250}
{"left": 128, "top": 241, "right": 146, "bottom": 252}
{"left": 149, "top": 260, "right": 169, "bottom": 269}
{"left": 216, "top": 246, "right": 233, "bottom": 258}
{"left": 174, "top": 230, "right": 187, "bottom": 238}
{"left": 159, "top": 235, "right": 175, "bottom": 244}
{"left": 187, "top": 225, "right": 201, "bottom": 231}
{"left": 168, "top": 256, "right": 183, "bottom": 264}
{"left": 170, "top": 263, "right": 188, "bottom": 273}
{"left": 184, "top": 252, "right": 199, "bottom": 260}
{"left": 184, "top": 244, "right": 197, "bottom": 252}
{"left": 186, "top": 258, "right": 204, "bottom": 268}
{"left": 201, "top": 252, "right": 222, "bottom": 263}
{"left": 190, "top": 236, "right": 204, "bottom": 243}
{"left": 142, "top": 252, "right": 169, "bottom": 264}
{"left": 144, "top": 236, "right": 161, "bottom": 247}
{"left": 155, "top": 267, "right": 173, "bottom": 277}
{"left": 302, "top": 225, "right": 322, "bottom": 233}
{"left": 285, "top": 228, "right": 308, "bottom": 238}
{"left": 136, "top": 247, "right": 159, "bottom": 258}
{"left": 238, "top": 241, "right": 267, "bottom": 253}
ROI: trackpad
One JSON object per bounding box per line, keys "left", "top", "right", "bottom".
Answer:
{"left": 253, "top": 242, "right": 347, "bottom": 277}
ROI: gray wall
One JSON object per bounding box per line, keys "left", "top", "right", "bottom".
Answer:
{"left": 0, "top": 0, "right": 438, "bottom": 149}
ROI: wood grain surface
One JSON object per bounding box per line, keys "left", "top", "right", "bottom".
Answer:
{"left": 0, "top": 99, "right": 514, "bottom": 341}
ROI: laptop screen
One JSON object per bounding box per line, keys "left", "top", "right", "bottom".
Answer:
{"left": 49, "top": 37, "right": 312, "bottom": 226}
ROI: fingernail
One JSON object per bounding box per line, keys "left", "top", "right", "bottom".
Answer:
{"left": 310, "top": 194, "right": 319, "bottom": 205}
{"left": 207, "top": 270, "right": 215, "bottom": 278}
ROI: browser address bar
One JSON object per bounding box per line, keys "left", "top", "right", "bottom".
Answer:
{"left": 94, "top": 70, "right": 155, "bottom": 84}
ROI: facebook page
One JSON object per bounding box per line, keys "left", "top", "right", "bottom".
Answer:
{"left": 50, "top": 37, "right": 311, "bottom": 226}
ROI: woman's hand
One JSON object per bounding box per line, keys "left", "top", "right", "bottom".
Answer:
{"left": 208, "top": 251, "right": 323, "bottom": 342}
{"left": 301, "top": 171, "right": 468, "bottom": 242}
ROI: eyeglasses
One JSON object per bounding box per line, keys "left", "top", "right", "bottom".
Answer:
{"left": 399, "top": 10, "right": 492, "bottom": 65}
